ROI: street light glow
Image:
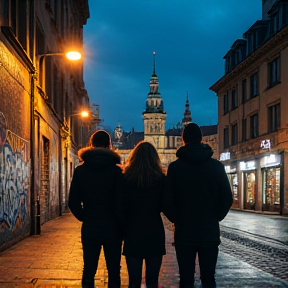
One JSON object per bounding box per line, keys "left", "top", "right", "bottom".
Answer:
{"left": 81, "top": 111, "right": 89, "bottom": 117}
{"left": 65, "top": 51, "right": 81, "bottom": 60}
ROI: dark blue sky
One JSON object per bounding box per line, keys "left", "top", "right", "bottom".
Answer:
{"left": 83, "top": 1, "right": 262, "bottom": 132}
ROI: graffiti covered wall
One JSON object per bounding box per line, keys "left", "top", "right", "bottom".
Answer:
{"left": 0, "top": 113, "right": 30, "bottom": 249}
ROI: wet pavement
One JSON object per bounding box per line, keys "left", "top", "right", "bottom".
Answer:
{"left": 0, "top": 210, "right": 287, "bottom": 287}
{"left": 221, "top": 209, "right": 288, "bottom": 245}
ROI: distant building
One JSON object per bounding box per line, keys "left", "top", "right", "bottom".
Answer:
{"left": 114, "top": 53, "right": 218, "bottom": 167}
{"left": 210, "top": 0, "right": 288, "bottom": 215}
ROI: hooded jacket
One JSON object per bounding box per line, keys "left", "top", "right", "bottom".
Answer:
{"left": 68, "top": 147, "right": 123, "bottom": 242}
{"left": 164, "top": 143, "right": 233, "bottom": 246}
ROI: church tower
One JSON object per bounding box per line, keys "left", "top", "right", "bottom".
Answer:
{"left": 182, "top": 92, "right": 192, "bottom": 127}
{"left": 142, "top": 52, "right": 167, "bottom": 149}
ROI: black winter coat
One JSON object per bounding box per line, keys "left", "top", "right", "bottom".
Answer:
{"left": 122, "top": 176, "right": 166, "bottom": 258}
{"left": 164, "top": 143, "right": 233, "bottom": 246}
{"left": 68, "top": 147, "right": 123, "bottom": 242}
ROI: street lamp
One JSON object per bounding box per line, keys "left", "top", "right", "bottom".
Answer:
{"left": 36, "top": 50, "right": 82, "bottom": 91}
{"left": 31, "top": 50, "right": 82, "bottom": 235}
{"left": 69, "top": 110, "right": 90, "bottom": 148}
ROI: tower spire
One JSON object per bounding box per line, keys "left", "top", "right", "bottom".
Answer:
{"left": 182, "top": 92, "right": 192, "bottom": 127}
{"left": 153, "top": 51, "right": 156, "bottom": 76}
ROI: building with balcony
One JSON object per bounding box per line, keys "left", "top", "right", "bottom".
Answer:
{"left": 0, "top": 0, "right": 89, "bottom": 251}
{"left": 210, "top": 0, "right": 288, "bottom": 215}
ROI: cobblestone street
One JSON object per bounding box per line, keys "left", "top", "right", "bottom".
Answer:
{"left": 0, "top": 211, "right": 288, "bottom": 287}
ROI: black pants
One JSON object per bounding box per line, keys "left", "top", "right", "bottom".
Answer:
{"left": 125, "top": 256, "right": 163, "bottom": 288}
{"left": 82, "top": 239, "right": 122, "bottom": 288}
{"left": 175, "top": 244, "right": 218, "bottom": 288}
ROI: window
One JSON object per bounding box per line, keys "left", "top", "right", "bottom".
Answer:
{"left": 11, "top": 0, "right": 28, "bottom": 50}
{"left": 250, "top": 113, "right": 259, "bottom": 139}
{"left": 268, "top": 103, "right": 280, "bottom": 132}
{"left": 242, "top": 79, "right": 247, "bottom": 103}
{"left": 224, "top": 92, "right": 229, "bottom": 114}
{"left": 231, "top": 86, "right": 238, "bottom": 109}
{"left": 268, "top": 58, "right": 280, "bottom": 87}
{"left": 231, "top": 123, "right": 238, "bottom": 145}
{"left": 224, "top": 127, "right": 229, "bottom": 149}
{"left": 242, "top": 119, "right": 247, "bottom": 141}
{"left": 271, "top": 13, "right": 280, "bottom": 34}
{"left": 250, "top": 72, "right": 259, "bottom": 98}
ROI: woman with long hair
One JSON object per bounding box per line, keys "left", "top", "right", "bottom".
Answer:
{"left": 122, "top": 141, "right": 166, "bottom": 288}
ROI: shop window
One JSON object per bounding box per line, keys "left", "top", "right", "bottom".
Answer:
{"left": 241, "top": 79, "right": 247, "bottom": 103}
{"left": 262, "top": 167, "right": 280, "bottom": 212}
{"left": 228, "top": 173, "right": 239, "bottom": 207}
{"left": 268, "top": 103, "right": 280, "bottom": 133}
{"left": 244, "top": 171, "right": 256, "bottom": 210}
{"left": 224, "top": 127, "right": 229, "bottom": 149}
{"left": 250, "top": 113, "right": 259, "bottom": 139}
{"left": 231, "top": 123, "right": 238, "bottom": 145}
{"left": 250, "top": 72, "right": 259, "bottom": 98}
{"left": 224, "top": 92, "right": 229, "bottom": 115}
{"left": 242, "top": 119, "right": 247, "bottom": 141}
{"left": 231, "top": 86, "right": 238, "bottom": 110}
{"left": 268, "top": 57, "right": 280, "bottom": 88}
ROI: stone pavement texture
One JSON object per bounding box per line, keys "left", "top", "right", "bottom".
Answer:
{"left": 0, "top": 211, "right": 287, "bottom": 288}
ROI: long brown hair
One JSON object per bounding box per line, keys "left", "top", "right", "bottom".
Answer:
{"left": 124, "top": 141, "right": 164, "bottom": 189}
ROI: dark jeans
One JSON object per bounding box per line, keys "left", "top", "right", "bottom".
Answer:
{"left": 125, "top": 256, "right": 163, "bottom": 288}
{"left": 82, "top": 239, "right": 122, "bottom": 288}
{"left": 175, "top": 244, "right": 218, "bottom": 288}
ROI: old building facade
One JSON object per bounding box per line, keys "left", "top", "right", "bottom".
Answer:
{"left": 210, "top": 0, "right": 288, "bottom": 215}
{"left": 0, "top": 0, "right": 89, "bottom": 251}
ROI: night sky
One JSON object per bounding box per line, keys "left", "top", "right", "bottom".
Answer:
{"left": 83, "top": 0, "right": 262, "bottom": 133}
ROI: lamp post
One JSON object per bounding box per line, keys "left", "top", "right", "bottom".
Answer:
{"left": 36, "top": 51, "right": 81, "bottom": 91}
{"left": 31, "top": 50, "right": 82, "bottom": 234}
{"left": 69, "top": 110, "right": 90, "bottom": 148}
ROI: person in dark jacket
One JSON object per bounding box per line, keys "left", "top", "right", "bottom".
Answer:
{"left": 122, "top": 141, "right": 166, "bottom": 288}
{"left": 68, "top": 130, "right": 123, "bottom": 288}
{"left": 164, "top": 123, "right": 233, "bottom": 288}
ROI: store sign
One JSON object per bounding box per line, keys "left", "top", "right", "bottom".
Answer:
{"left": 220, "top": 152, "right": 230, "bottom": 161}
{"left": 225, "top": 165, "right": 237, "bottom": 173}
{"left": 260, "top": 139, "right": 271, "bottom": 149}
{"left": 260, "top": 154, "right": 281, "bottom": 167}
{"left": 240, "top": 160, "right": 256, "bottom": 171}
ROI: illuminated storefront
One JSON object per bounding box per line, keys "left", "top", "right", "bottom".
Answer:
{"left": 225, "top": 164, "right": 239, "bottom": 208}
{"left": 240, "top": 161, "right": 257, "bottom": 210}
{"left": 260, "top": 154, "right": 281, "bottom": 212}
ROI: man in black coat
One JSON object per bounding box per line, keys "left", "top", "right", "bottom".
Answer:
{"left": 164, "top": 123, "right": 233, "bottom": 288}
{"left": 68, "top": 130, "right": 123, "bottom": 288}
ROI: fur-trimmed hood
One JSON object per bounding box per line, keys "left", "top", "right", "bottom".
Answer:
{"left": 78, "top": 147, "right": 121, "bottom": 170}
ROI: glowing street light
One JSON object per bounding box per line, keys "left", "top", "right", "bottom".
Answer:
{"left": 65, "top": 51, "right": 81, "bottom": 61}
{"left": 81, "top": 110, "right": 89, "bottom": 118}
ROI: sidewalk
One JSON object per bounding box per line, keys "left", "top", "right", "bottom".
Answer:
{"left": 0, "top": 212, "right": 287, "bottom": 288}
